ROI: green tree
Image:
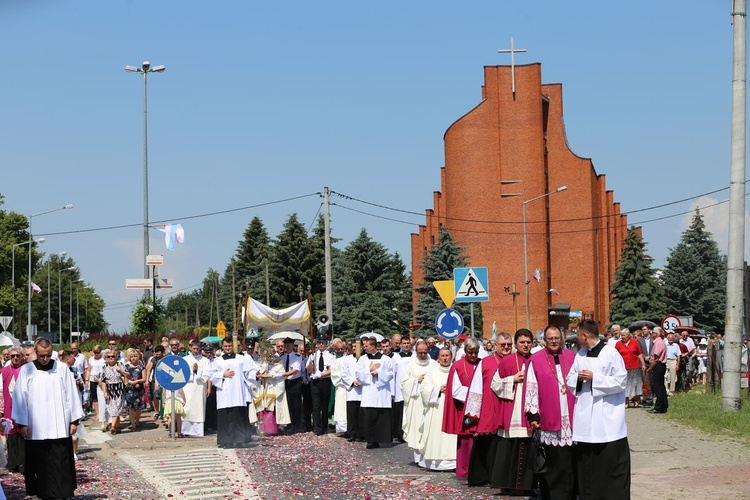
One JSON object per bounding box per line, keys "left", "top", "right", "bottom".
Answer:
{"left": 308, "top": 213, "right": 341, "bottom": 317}
{"left": 609, "top": 227, "right": 665, "bottom": 325}
{"left": 131, "top": 296, "right": 165, "bottom": 335}
{"left": 331, "top": 229, "right": 410, "bottom": 339}
{"left": 414, "top": 227, "right": 482, "bottom": 334}
{"left": 662, "top": 210, "right": 726, "bottom": 332}
{"left": 269, "top": 214, "right": 316, "bottom": 307}
{"left": 234, "top": 217, "right": 272, "bottom": 302}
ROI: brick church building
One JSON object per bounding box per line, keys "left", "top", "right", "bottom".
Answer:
{"left": 411, "top": 62, "right": 628, "bottom": 336}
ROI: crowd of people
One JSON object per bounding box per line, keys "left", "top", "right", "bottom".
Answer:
{"left": 0, "top": 320, "right": 643, "bottom": 499}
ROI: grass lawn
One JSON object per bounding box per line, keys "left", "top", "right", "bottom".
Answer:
{"left": 662, "top": 387, "right": 750, "bottom": 440}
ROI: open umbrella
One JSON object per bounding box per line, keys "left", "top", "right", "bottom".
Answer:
{"left": 200, "top": 336, "right": 224, "bottom": 345}
{"left": 359, "top": 332, "right": 384, "bottom": 342}
{"left": 628, "top": 320, "right": 658, "bottom": 331}
{"left": 673, "top": 325, "right": 701, "bottom": 335}
{"left": 266, "top": 331, "right": 305, "bottom": 343}
{"left": 0, "top": 333, "right": 19, "bottom": 347}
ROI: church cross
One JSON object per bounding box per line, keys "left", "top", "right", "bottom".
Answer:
{"left": 497, "top": 36, "right": 527, "bottom": 94}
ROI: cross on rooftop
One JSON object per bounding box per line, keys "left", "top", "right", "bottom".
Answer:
{"left": 498, "top": 36, "right": 527, "bottom": 94}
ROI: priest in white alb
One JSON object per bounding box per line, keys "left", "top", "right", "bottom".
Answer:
{"left": 182, "top": 339, "right": 212, "bottom": 436}
{"left": 210, "top": 338, "right": 259, "bottom": 448}
{"left": 400, "top": 339, "right": 435, "bottom": 459}
{"left": 329, "top": 339, "right": 349, "bottom": 434}
{"left": 13, "top": 338, "right": 85, "bottom": 499}
{"left": 566, "top": 319, "right": 630, "bottom": 500}
{"left": 417, "top": 347, "right": 456, "bottom": 470}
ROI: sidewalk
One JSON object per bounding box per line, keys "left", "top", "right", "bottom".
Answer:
{"left": 627, "top": 407, "right": 750, "bottom": 499}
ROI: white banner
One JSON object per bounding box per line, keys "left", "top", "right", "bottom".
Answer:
{"left": 245, "top": 297, "right": 310, "bottom": 334}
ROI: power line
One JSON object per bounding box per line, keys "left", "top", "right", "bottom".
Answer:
{"left": 37, "top": 193, "right": 321, "bottom": 237}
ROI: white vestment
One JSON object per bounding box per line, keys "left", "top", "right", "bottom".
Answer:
{"left": 417, "top": 364, "right": 457, "bottom": 470}
{"left": 400, "top": 356, "right": 435, "bottom": 449}
{"left": 330, "top": 355, "right": 349, "bottom": 433}
{"left": 341, "top": 355, "right": 362, "bottom": 402}
{"left": 181, "top": 353, "right": 211, "bottom": 436}
{"left": 356, "top": 354, "right": 393, "bottom": 408}
{"left": 389, "top": 354, "right": 404, "bottom": 403}
{"left": 209, "top": 354, "right": 259, "bottom": 410}
{"left": 13, "top": 360, "right": 85, "bottom": 439}
{"left": 565, "top": 343, "right": 627, "bottom": 443}
{"left": 257, "top": 360, "right": 290, "bottom": 425}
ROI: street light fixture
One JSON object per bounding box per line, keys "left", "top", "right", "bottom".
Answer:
{"left": 59, "top": 266, "right": 76, "bottom": 343}
{"left": 125, "top": 61, "right": 166, "bottom": 285}
{"left": 12, "top": 238, "right": 44, "bottom": 337}
{"left": 48, "top": 251, "right": 67, "bottom": 332}
{"left": 522, "top": 186, "right": 567, "bottom": 330}
{"left": 27, "top": 204, "right": 73, "bottom": 340}
{"left": 76, "top": 283, "right": 92, "bottom": 337}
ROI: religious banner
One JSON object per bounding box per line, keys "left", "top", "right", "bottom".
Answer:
{"left": 245, "top": 297, "right": 310, "bottom": 334}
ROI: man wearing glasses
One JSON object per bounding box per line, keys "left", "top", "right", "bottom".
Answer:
{"left": 0, "top": 346, "right": 27, "bottom": 472}
{"left": 13, "top": 338, "right": 84, "bottom": 499}
{"left": 490, "top": 329, "right": 535, "bottom": 494}
{"left": 525, "top": 326, "right": 576, "bottom": 499}
{"left": 465, "top": 332, "right": 512, "bottom": 486}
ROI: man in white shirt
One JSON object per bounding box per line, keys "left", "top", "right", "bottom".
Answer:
{"left": 307, "top": 338, "right": 335, "bottom": 435}
{"left": 356, "top": 336, "right": 394, "bottom": 449}
{"left": 566, "top": 319, "right": 629, "bottom": 500}
{"left": 281, "top": 338, "right": 304, "bottom": 433}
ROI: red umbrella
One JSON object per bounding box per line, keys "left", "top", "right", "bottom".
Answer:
{"left": 674, "top": 325, "right": 701, "bottom": 335}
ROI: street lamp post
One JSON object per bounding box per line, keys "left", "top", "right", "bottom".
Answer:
{"left": 12, "top": 238, "right": 44, "bottom": 337}
{"left": 125, "top": 61, "right": 166, "bottom": 285}
{"left": 48, "top": 251, "right": 66, "bottom": 332}
{"left": 76, "top": 284, "right": 92, "bottom": 335}
{"left": 27, "top": 204, "right": 73, "bottom": 340}
{"left": 59, "top": 266, "right": 76, "bottom": 343}
{"left": 522, "top": 186, "right": 567, "bottom": 330}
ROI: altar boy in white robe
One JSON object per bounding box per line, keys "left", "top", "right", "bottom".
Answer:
{"left": 356, "top": 336, "right": 393, "bottom": 449}
{"left": 417, "top": 347, "right": 456, "bottom": 470}
{"left": 566, "top": 319, "right": 630, "bottom": 500}
{"left": 210, "top": 338, "right": 259, "bottom": 448}
{"left": 329, "top": 339, "right": 349, "bottom": 434}
{"left": 13, "top": 339, "right": 85, "bottom": 500}
{"left": 182, "top": 339, "right": 212, "bottom": 436}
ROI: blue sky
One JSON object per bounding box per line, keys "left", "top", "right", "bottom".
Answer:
{"left": 0, "top": 1, "right": 740, "bottom": 332}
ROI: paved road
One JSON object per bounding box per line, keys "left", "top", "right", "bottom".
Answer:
{"left": 3, "top": 407, "right": 749, "bottom": 499}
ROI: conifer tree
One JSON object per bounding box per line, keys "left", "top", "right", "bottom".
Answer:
{"left": 269, "top": 214, "right": 316, "bottom": 306}
{"left": 662, "top": 210, "right": 726, "bottom": 332}
{"left": 234, "top": 217, "right": 272, "bottom": 302}
{"left": 609, "top": 227, "right": 665, "bottom": 325}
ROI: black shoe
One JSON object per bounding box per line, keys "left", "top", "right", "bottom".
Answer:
{"left": 365, "top": 442, "right": 380, "bottom": 449}
{"left": 347, "top": 437, "right": 356, "bottom": 442}
{"left": 647, "top": 409, "right": 666, "bottom": 414}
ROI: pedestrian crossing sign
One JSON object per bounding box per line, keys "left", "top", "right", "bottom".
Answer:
{"left": 453, "top": 267, "right": 489, "bottom": 303}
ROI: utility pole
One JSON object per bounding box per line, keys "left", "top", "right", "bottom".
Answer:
{"left": 723, "top": 0, "right": 746, "bottom": 412}
{"left": 323, "top": 187, "right": 333, "bottom": 330}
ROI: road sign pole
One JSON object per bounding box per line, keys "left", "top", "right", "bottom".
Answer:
{"left": 171, "top": 391, "right": 176, "bottom": 441}
{"left": 470, "top": 303, "right": 475, "bottom": 338}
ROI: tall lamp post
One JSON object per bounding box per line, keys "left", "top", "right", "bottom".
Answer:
{"left": 76, "top": 284, "right": 92, "bottom": 336}
{"left": 47, "top": 251, "right": 67, "bottom": 332}
{"left": 59, "top": 266, "right": 76, "bottom": 343}
{"left": 27, "top": 204, "right": 74, "bottom": 340}
{"left": 522, "top": 186, "right": 567, "bottom": 330}
{"left": 12, "top": 238, "right": 44, "bottom": 337}
{"left": 125, "top": 61, "right": 166, "bottom": 286}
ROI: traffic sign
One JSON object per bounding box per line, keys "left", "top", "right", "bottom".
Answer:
{"left": 216, "top": 320, "right": 227, "bottom": 338}
{"left": 661, "top": 315, "right": 681, "bottom": 334}
{"left": 125, "top": 278, "right": 174, "bottom": 289}
{"left": 435, "top": 308, "right": 465, "bottom": 339}
{"left": 146, "top": 255, "right": 164, "bottom": 266}
{"left": 155, "top": 355, "right": 191, "bottom": 391}
{"left": 454, "top": 267, "right": 489, "bottom": 303}
{"left": 0, "top": 316, "right": 12, "bottom": 332}
{"left": 433, "top": 280, "right": 456, "bottom": 308}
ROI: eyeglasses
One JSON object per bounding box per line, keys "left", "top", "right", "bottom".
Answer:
{"left": 465, "top": 350, "right": 480, "bottom": 355}
{"left": 9, "top": 354, "right": 22, "bottom": 358}
{"left": 105, "top": 355, "right": 115, "bottom": 359}
{"left": 37, "top": 354, "right": 52, "bottom": 359}
{"left": 108, "top": 343, "right": 116, "bottom": 346}
{"left": 170, "top": 344, "right": 179, "bottom": 347}
{"left": 498, "top": 343, "right": 512, "bottom": 347}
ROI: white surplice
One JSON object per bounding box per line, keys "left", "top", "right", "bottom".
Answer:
{"left": 209, "top": 354, "right": 259, "bottom": 410}
{"left": 330, "top": 355, "right": 349, "bottom": 432}
{"left": 565, "top": 343, "right": 627, "bottom": 443}
{"left": 417, "top": 363, "right": 457, "bottom": 470}
{"left": 182, "top": 354, "right": 211, "bottom": 435}
{"left": 13, "top": 360, "right": 85, "bottom": 439}
{"left": 400, "top": 356, "right": 435, "bottom": 449}
{"left": 356, "top": 354, "right": 393, "bottom": 408}
{"left": 340, "top": 354, "right": 362, "bottom": 402}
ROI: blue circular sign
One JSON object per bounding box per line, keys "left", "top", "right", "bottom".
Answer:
{"left": 154, "top": 354, "right": 191, "bottom": 391}
{"left": 435, "top": 308, "right": 465, "bottom": 339}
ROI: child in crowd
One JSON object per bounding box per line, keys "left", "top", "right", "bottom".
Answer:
{"left": 162, "top": 387, "right": 186, "bottom": 438}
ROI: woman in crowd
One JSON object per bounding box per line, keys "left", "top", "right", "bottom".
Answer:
{"left": 695, "top": 338, "right": 708, "bottom": 385}
{"left": 123, "top": 347, "right": 147, "bottom": 431}
{"left": 100, "top": 349, "right": 127, "bottom": 434}
{"left": 614, "top": 328, "right": 646, "bottom": 408}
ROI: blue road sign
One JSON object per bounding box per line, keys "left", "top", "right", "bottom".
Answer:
{"left": 435, "top": 308, "right": 465, "bottom": 339}
{"left": 155, "top": 354, "right": 191, "bottom": 391}
{"left": 454, "top": 267, "right": 489, "bottom": 303}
